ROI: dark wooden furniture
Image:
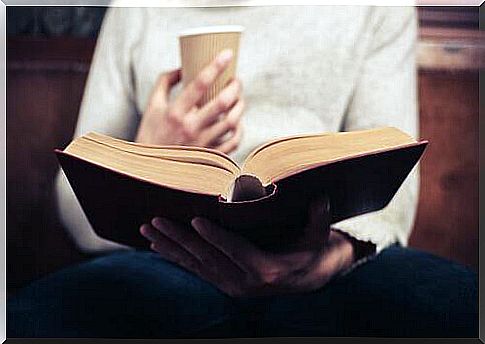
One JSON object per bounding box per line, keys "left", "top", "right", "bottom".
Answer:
{"left": 6, "top": 8, "right": 482, "bottom": 292}
{"left": 409, "top": 26, "right": 482, "bottom": 269}
{"left": 7, "top": 38, "right": 95, "bottom": 292}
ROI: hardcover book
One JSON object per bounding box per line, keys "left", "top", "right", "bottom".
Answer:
{"left": 56, "top": 127, "right": 428, "bottom": 250}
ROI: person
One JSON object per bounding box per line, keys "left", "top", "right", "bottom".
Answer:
{"left": 7, "top": 4, "right": 477, "bottom": 338}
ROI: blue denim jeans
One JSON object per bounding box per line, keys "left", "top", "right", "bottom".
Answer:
{"left": 7, "top": 245, "right": 477, "bottom": 338}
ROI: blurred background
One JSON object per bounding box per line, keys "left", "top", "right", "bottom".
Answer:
{"left": 6, "top": 6, "right": 482, "bottom": 293}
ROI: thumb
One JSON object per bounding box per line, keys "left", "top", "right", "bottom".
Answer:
{"left": 156, "top": 68, "right": 182, "bottom": 97}
{"left": 145, "top": 69, "right": 182, "bottom": 115}
{"left": 304, "top": 194, "right": 331, "bottom": 245}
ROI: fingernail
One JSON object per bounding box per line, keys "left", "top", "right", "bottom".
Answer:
{"left": 191, "top": 217, "right": 201, "bottom": 228}
{"left": 192, "top": 217, "right": 207, "bottom": 232}
{"left": 216, "top": 49, "right": 233, "bottom": 65}
{"left": 151, "top": 217, "right": 164, "bottom": 229}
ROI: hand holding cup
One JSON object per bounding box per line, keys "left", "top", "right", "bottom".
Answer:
{"left": 135, "top": 25, "right": 245, "bottom": 154}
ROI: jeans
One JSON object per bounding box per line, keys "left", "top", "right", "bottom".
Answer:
{"left": 7, "top": 245, "right": 477, "bottom": 338}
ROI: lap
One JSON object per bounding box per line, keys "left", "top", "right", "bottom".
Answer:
{"left": 260, "top": 245, "right": 478, "bottom": 337}
{"left": 7, "top": 250, "right": 243, "bottom": 338}
{"left": 7, "top": 245, "right": 477, "bottom": 338}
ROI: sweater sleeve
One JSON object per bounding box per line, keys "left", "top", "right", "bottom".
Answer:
{"left": 334, "top": 7, "right": 420, "bottom": 254}
{"left": 55, "top": 7, "right": 144, "bottom": 254}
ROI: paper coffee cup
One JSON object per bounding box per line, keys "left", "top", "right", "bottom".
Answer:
{"left": 179, "top": 25, "right": 244, "bottom": 106}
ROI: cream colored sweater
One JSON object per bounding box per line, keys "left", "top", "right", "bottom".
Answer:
{"left": 55, "top": 5, "right": 419, "bottom": 255}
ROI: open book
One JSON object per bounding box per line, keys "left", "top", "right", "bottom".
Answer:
{"left": 56, "top": 127, "right": 427, "bottom": 250}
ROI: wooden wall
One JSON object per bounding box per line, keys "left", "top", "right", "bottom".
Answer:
{"left": 6, "top": 8, "right": 482, "bottom": 292}
{"left": 409, "top": 26, "right": 482, "bottom": 269}
{"left": 7, "top": 38, "right": 94, "bottom": 292}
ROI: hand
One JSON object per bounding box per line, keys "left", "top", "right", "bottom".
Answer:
{"left": 139, "top": 197, "right": 358, "bottom": 297}
{"left": 135, "top": 49, "right": 244, "bottom": 154}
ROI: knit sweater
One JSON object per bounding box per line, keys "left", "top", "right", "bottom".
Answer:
{"left": 55, "top": 4, "right": 419, "bottom": 255}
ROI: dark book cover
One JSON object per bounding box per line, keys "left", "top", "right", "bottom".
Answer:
{"left": 56, "top": 141, "right": 427, "bottom": 251}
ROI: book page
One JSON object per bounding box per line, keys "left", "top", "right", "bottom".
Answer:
{"left": 64, "top": 134, "right": 241, "bottom": 197}
{"left": 241, "top": 127, "right": 417, "bottom": 184}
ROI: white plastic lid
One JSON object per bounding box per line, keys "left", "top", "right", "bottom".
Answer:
{"left": 179, "top": 25, "right": 245, "bottom": 37}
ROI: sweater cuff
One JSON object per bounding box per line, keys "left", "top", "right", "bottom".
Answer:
{"left": 330, "top": 227, "right": 380, "bottom": 276}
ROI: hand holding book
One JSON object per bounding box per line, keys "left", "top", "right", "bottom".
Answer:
{"left": 140, "top": 195, "right": 359, "bottom": 297}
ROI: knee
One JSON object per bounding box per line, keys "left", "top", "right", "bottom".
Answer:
{"left": 361, "top": 246, "right": 478, "bottom": 337}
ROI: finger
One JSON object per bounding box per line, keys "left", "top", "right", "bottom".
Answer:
{"left": 150, "top": 241, "right": 202, "bottom": 274}
{"left": 151, "top": 218, "right": 209, "bottom": 263}
{"left": 144, "top": 222, "right": 245, "bottom": 292}
{"left": 151, "top": 69, "right": 182, "bottom": 101}
{"left": 214, "top": 123, "right": 243, "bottom": 154}
{"left": 192, "top": 79, "right": 242, "bottom": 130}
{"left": 140, "top": 224, "right": 202, "bottom": 273}
{"left": 145, "top": 69, "right": 182, "bottom": 114}
{"left": 151, "top": 218, "right": 246, "bottom": 277}
{"left": 202, "top": 98, "right": 245, "bottom": 147}
{"left": 191, "top": 217, "right": 265, "bottom": 273}
{"left": 153, "top": 237, "right": 240, "bottom": 296}
{"left": 298, "top": 231, "right": 354, "bottom": 292}
{"left": 152, "top": 232, "right": 244, "bottom": 297}
{"left": 158, "top": 69, "right": 182, "bottom": 95}
{"left": 169, "top": 49, "right": 234, "bottom": 120}
{"left": 305, "top": 194, "right": 331, "bottom": 244}
{"left": 140, "top": 223, "right": 164, "bottom": 243}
